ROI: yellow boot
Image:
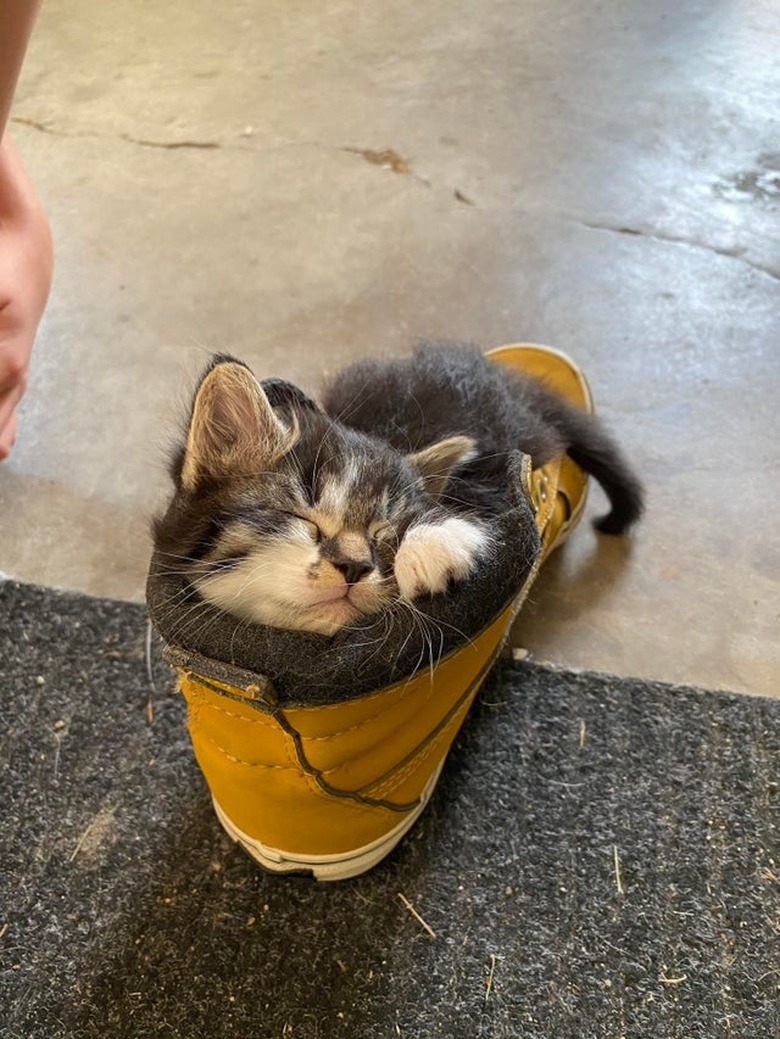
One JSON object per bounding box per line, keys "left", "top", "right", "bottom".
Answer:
{"left": 169, "top": 344, "right": 592, "bottom": 879}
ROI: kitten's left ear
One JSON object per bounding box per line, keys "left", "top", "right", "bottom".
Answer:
{"left": 180, "top": 358, "right": 298, "bottom": 490}
{"left": 408, "top": 435, "right": 477, "bottom": 500}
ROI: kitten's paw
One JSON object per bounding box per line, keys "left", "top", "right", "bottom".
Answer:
{"left": 395, "top": 516, "right": 490, "bottom": 600}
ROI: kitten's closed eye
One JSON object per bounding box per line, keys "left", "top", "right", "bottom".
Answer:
{"left": 369, "top": 520, "right": 395, "bottom": 543}
{"left": 394, "top": 516, "right": 492, "bottom": 601}
{"left": 288, "top": 514, "right": 321, "bottom": 542}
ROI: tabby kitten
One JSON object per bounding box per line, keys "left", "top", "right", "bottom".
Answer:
{"left": 153, "top": 345, "right": 643, "bottom": 636}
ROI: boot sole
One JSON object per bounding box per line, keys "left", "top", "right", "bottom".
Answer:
{"left": 212, "top": 758, "right": 447, "bottom": 881}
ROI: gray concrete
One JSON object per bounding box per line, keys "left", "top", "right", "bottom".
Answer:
{"left": 2, "top": 0, "right": 778, "bottom": 697}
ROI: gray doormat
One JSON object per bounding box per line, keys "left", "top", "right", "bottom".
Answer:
{"left": 2, "top": 580, "right": 778, "bottom": 1039}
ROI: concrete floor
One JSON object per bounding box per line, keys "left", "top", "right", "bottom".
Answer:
{"left": 1, "top": 0, "right": 778, "bottom": 697}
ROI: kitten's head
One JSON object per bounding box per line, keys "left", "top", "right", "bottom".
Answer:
{"left": 154, "top": 356, "right": 475, "bottom": 635}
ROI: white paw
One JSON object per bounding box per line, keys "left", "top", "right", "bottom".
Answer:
{"left": 395, "top": 516, "right": 490, "bottom": 600}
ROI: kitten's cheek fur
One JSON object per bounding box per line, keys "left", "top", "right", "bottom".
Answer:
{"left": 395, "top": 517, "right": 491, "bottom": 600}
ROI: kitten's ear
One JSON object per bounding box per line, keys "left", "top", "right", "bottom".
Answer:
{"left": 180, "top": 358, "right": 298, "bottom": 490}
{"left": 408, "top": 435, "right": 477, "bottom": 500}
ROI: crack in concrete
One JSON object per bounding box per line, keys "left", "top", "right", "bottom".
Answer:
{"left": 578, "top": 219, "right": 779, "bottom": 282}
{"left": 11, "top": 116, "right": 244, "bottom": 152}
{"left": 338, "top": 144, "right": 476, "bottom": 207}
{"left": 12, "top": 115, "right": 99, "bottom": 140}
{"left": 119, "top": 133, "right": 220, "bottom": 150}
{"left": 14, "top": 117, "right": 477, "bottom": 206}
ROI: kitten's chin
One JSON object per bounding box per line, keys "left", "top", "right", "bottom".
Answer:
{"left": 195, "top": 572, "right": 387, "bottom": 636}
{"left": 280, "top": 587, "right": 391, "bottom": 635}
{"left": 240, "top": 597, "right": 372, "bottom": 637}
{"left": 300, "top": 600, "right": 365, "bottom": 636}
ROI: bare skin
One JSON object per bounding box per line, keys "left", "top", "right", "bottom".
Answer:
{"left": 0, "top": 0, "right": 51, "bottom": 460}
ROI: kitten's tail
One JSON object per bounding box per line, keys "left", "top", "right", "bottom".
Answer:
{"left": 548, "top": 400, "right": 644, "bottom": 535}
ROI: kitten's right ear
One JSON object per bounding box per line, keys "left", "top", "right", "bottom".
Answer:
{"left": 408, "top": 435, "right": 478, "bottom": 500}
{"left": 179, "top": 358, "right": 298, "bottom": 490}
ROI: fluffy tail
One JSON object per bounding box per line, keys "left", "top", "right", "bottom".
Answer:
{"left": 550, "top": 400, "right": 644, "bottom": 535}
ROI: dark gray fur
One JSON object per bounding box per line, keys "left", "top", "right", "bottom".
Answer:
{"left": 322, "top": 343, "right": 643, "bottom": 532}
{"left": 147, "top": 344, "right": 642, "bottom": 705}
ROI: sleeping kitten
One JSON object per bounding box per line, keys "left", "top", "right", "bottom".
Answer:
{"left": 153, "top": 344, "right": 643, "bottom": 636}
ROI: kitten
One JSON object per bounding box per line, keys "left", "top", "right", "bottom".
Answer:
{"left": 153, "top": 344, "right": 643, "bottom": 637}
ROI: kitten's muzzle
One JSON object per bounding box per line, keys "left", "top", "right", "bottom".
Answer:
{"left": 334, "top": 559, "right": 374, "bottom": 585}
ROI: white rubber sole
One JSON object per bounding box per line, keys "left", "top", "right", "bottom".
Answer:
{"left": 212, "top": 758, "right": 446, "bottom": 881}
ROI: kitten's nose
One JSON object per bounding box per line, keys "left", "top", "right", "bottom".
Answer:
{"left": 334, "top": 559, "right": 374, "bottom": 585}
